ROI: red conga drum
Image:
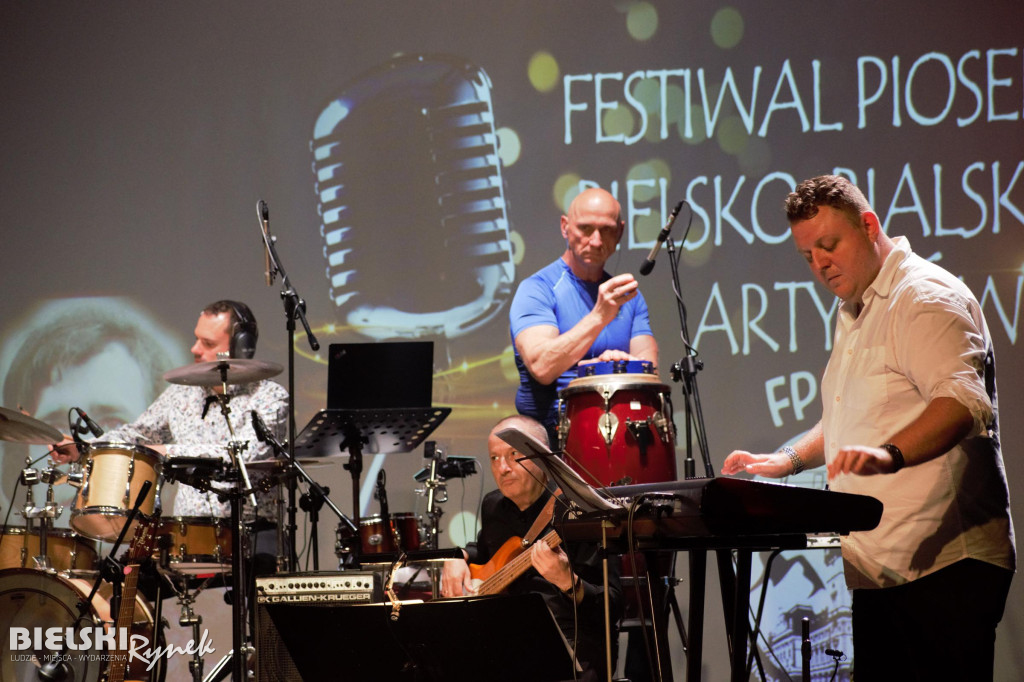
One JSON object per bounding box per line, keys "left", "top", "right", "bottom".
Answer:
{"left": 558, "top": 360, "right": 677, "bottom": 486}
{"left": 558, "top": 360, "right": 678, "bottom": 627}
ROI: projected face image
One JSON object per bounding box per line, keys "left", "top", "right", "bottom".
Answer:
{"left": 34, "top": 343, "right": 150, "bottom": 436}
{"left": 25, "top": 342, "right": 152, "bottom": 515}
{"left": 0, "top": 298, "right": 186, "bottom": 525}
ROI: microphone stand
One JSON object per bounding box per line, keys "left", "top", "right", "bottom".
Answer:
{"left": 664, "top": 234, "right": 751, "bottom": 682}
{"left": 258, "top": 201, "right": 319, "bottom": 572}
{"left": 256, "top": 415, "right": 358, "bottom": 571}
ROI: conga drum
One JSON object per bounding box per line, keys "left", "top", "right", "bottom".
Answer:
{"left": 558, "top": 360, "right": 677, "bottom": 627}
{"left": 558, "top": 360, "right": 677, "bottom": 486}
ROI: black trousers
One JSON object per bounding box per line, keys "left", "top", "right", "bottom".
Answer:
{"left": 852, "top": 558, "right": 1013, "bottom": 681}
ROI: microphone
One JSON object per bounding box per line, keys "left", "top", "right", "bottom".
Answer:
{"left": 251, "top": 410, "right": 272, "bottom": 444}
{"left": 825, "top": 648, "right": 845, "bottom": 658}
{"left": 639, "top": 200, "right": 684, "bottom": 276}
{"left": 257, "top": 200, "right": 274, "bottom": 286}
{"left": 73, "top": 407, "right": 104, "bottom": 437}
{"left": 376, "top": 469, "right": 389, "bottom": 512}
{"left": 310, "top": 54, "right": 515, "bottom": 341}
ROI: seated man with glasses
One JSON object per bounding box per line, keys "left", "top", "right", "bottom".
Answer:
{"left": 440, "top": 414, "right": 622, "bottom": 681}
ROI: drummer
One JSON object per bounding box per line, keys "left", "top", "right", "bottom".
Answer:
{"left": 52, "top": 300, "right": 289, "bottom": 519}
{"left": 510, "top": 187, "right": 658, "bottom": 444}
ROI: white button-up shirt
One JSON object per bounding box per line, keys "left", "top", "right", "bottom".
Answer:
{"left": 822, "top": 237, "right": 1015, "bottom": 588}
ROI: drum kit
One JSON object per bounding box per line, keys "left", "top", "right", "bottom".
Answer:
{"left": 0, "top": 359, "right": 291, "bottom": 682}
{"left": 0, "top": 356, "right": 476, "bottom": 682}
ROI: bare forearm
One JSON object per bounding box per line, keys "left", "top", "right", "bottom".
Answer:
{"left": 516, "top": 315, "right": 607, "bottom": 385}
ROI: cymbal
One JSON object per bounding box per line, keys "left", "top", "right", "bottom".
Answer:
{"left": 163, "top": 359, "right": 283, "bottom": 387}
{"left": 0, "top": 406, "right": 62, "bottom": 444}
{"left": 246, "top": 458, "right": 335, "bottom": 470}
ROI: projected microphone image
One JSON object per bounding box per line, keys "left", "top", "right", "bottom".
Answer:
{"left": 310, "top": 54, "right": 515, "bottom": 342}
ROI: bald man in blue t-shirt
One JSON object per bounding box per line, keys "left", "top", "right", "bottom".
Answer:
{"left": 510, "top": 188, "right": 658, "bottom": 438}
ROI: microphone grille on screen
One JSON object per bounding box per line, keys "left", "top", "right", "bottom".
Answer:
{"left": 310, "top": 54, "right": 514, "bottom": 340}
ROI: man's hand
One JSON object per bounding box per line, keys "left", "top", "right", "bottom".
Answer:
{"left": 828, "top": 445, "right": 897, "bottom": 477}
{"left": 593, "top": 274, "right": 639, "bottom": 325}
{"left": 579, "top": 349, "right": 638, "bottom": 366}
{"left": 720, "top": 450, "right": 792, "bottom": 478}
{"left": 530, "top": 542, "right": 573, "bottom": 592}
{"left": 440, "top": 558, "right": 476, "bottom": 597}
{"left": 50, "top": 437, "right": 81, "bottom": 464}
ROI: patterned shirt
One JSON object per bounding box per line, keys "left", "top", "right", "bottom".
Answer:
{"left": 101, "top": 380, "right": 289, "bottom": 518}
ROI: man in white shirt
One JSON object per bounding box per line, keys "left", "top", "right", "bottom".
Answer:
{"left": 721, "top": 175, "right": 1015, "bottom": 680}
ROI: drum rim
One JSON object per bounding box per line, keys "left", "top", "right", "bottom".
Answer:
{"left": 72, "top": 507, "right": 160, "bottom": 519}
{"left": 80, "top": 441, "right": 166, "bottom": 462}
{"left": 0, "top": 526, "right": 91, "bottom": 539}
{"left": 359, "top": 512, "right": 418, "bottom": 525}
{"left": 560, "top": 373, "right": 670, "bottom": 395}
{"left": 576, "top": 359, "right": 654, "bottom": 377}
{"left": 158, "top": 516, "right": 231, "bottom": 525}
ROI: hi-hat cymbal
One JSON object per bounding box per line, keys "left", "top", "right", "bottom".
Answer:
{"left": 163, "top": 359, "right": 283, "bottom": 387}
{"left": 0, "top": 406, "right": 62, "bottom": 444}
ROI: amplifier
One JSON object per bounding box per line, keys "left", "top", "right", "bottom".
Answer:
{"left": 255, "top": 571, "right": 383, "bottom": 681}
{"left": 255, "top": 571, "right": 382, "bottom": 605}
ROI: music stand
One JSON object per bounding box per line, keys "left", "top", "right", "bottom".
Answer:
{"left": 295, "top": 407, "right": 450, "bottom": 554}
{"left": 262, "top": 593, "right": 576, "bottom": 682}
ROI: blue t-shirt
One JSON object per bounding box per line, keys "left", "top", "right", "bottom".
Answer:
{"left": 509, "top": 258, "right": 653, "bottom": 428}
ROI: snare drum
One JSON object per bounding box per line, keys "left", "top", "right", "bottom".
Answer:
{"left": 155, "top": 516, "right": 232, "bottom": 575}
{"left": 71, "top": 442, "right": 164, "bottom": 542}
{"left": 558, "top": 361, "right": 677, "bottom": 485}
{"left": 0, "top": 527, "right": 98, "bottom": 572}
{"left": 0, "top": 567, "right": 163, "bottom": 681}
{"left": 359, "top": 513, "right": 422, "bottom": 554}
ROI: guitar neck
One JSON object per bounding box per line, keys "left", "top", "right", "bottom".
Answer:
{"left": 105, "top": 564, "right": 140, "bottom": 682}
{"left": 477, "top": 530, "right": 561, "bottom": 596}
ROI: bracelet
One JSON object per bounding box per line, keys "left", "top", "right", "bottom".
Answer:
{"left": 780, "top": 445, "right": 804, "bottom": 475}
{"left": 562, "top": 574, "right": 580, "bottom": 597}
{"left": 879, "top": 443, "right": 905, "bottom": 472}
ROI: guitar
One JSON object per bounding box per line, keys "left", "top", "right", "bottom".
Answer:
{"left": 105, "top": 519, "right": 157, "bottom": 682}
{"left": 468, "top": 529, "right": 562, "bottom": 596}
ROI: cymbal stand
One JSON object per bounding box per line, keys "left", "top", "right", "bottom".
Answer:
{"left": 257, "top": 199, "right": 320, "bottom": 573}
{"left": 209, "top": 371, "right": 255, "bottom": 682}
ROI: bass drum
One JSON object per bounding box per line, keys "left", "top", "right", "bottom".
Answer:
{"left": 0, "top": 568, "right": 164, "bottom": 682}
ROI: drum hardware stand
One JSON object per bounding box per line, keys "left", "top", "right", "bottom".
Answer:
{"left": 256, "top": 199, "right": 320, "bottom": 574}
{"left": 191, "top": 366, "right": 262, "bottom": 682}
{"left": 151, "top": 533, "right": 217, "bottom": 682}
{"left": 16, "top": 463, "right": 68, "bottom": 572}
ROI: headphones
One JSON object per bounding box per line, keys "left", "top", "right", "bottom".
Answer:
{"left": 226, "top": 301, "right": 258, "bottom": 359}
